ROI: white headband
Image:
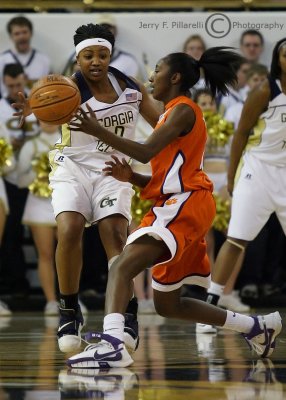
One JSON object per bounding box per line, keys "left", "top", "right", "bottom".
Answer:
{"left": 75, "top": 38, "right": 112, "bottom": 55}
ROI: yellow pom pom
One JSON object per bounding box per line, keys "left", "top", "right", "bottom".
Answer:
{"left": 212, "top": 193, "right": 231, "bottom": 232}
{"left": 0, "top": 137, "right": 13, "bottom": 174}
{"left": 29, "top": 152, "right": 52, "bottom": 197}
{"left": 203, "top": 111, "right": 234, "bottom": 147}
{"left": 131, "top": 186, "right": 153, "bottom": 224}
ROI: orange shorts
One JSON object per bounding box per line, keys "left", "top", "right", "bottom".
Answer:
{"left": 126, "top": 190, "right": 216, "bottom": 292}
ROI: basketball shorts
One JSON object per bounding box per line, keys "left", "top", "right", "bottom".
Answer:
{"left": 207, "top": 171, "right": 227, "bottom": 194}
{"left": 49, "top": 151, "right": 134, "bottom": 224}
{"left": 126, "top": 190, "right": 216, "bottom": 292}
{"left": 0, "top": 177, "right": 9, "bottom": 214}
{"left": 228, "top": 153, "right": 286, "bottom": 240}
{"left": 22, "top": 193, "right": 56, "bottom": 226}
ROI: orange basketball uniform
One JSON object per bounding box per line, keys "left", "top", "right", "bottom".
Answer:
{"left": 126, "top": 96, "right": 215, "bottom": 292}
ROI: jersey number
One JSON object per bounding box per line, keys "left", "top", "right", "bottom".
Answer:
{"left": 96, "top": 126, "right": 125, "bottom": 152}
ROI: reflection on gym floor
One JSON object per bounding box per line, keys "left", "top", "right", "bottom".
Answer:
{"left": 0, "top": 311, "right": 285, "bottom": 399}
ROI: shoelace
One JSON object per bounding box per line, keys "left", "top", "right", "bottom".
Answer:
{"left": 84, "top": 340, "right": 113, "bottom": 352}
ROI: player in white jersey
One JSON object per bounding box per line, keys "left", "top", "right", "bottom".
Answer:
{"left": 205, "top": 37, "right": 286, "bottom": 310}
{"left": 13, "top": 23, "right": 160, "bottom": 353}
{"left": 0, "top": 15, "right": 50, "bottom": 98}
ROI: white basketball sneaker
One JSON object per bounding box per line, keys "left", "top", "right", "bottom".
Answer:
{"left": 67, "top": 333, "right": 134, "bottom": 369}
{"left": 242, "top": 312, "right": 282, "bottom": 358}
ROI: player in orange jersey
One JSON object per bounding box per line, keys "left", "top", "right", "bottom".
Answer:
{"left": 67, "top": 48, "right": 282, "bottom": 368}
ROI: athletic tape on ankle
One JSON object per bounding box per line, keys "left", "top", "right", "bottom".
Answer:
{"left": 227, "top": 239, "right": 246, "bottom": 251}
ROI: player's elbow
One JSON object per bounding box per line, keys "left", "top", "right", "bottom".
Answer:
{"left": 136, "top": 146, "right": 152, "bottom": 164}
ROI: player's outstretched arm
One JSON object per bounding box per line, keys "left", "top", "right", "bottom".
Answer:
{"left": 70, "top": 103, "right": 195, "bottom": 163}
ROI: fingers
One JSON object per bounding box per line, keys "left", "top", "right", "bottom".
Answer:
{"left": 110, "top": 155, "right": 121, "bottom": 164}
{"left": 68, "top": 121, "right": 81, "bottom": 128}
{"left": 102, "top": 167, "right": 113, "bottom": 172}
{"left": 105, "top": 161, "right": 116, "bottom": 167}
{"left": 17, "top": 91, "right": 25, "bottom": 100}
{"left": 86, "top": 103, "right": 96, "bottom": 116}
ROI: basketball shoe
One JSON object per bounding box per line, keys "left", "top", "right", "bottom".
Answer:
{"left": 67, "top": 333, "right": 134, "bottom": 368}
{"left": 242, "top": 311, "right": 282, "bottom": 358}
{"left": 58, "top": 305, "right": 84, "bottom": 353}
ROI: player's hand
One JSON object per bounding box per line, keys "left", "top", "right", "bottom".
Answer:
{"left": 103, "top": 155, "right": 133, "bottom": 182}
{"left": 12, "top": 92, "right": 32, "bottom": 127}
{"left": 69, "top": 104, "right": 101, "bottom": 136}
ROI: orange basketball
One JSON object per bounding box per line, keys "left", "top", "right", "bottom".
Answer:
{"left": 28, "top": 74, "right": 81, "bottom": 125}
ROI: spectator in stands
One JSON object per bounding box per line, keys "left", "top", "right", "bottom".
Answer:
{"left": 183, "top": 34, "right": 207, "bottom": 93}
{"left": 0, "top": 121, "right": 15, "bottom": 316}
{"left": 240, "top": 30, "right": 265, "bottom": 64}
{"left": 183, "top": 34, "right": 206, "bottom": 61}
{"left": 17, "top": 121, "right": 60, "bottom": 315}
{"left": 218, "top": 59, "right": 251, "bottom": 115}
{"left": 0, "top": 63, "right": 39, "bottom": 296}
{"left": 225, "top": 63, "right": 268, "bottom": 129}
{"left": 0, "top": 15, "right": 51, "bottom": 98}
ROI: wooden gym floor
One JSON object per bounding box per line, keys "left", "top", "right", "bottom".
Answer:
{"left": 0, "top": 309, "right": 285, "bottom": 399}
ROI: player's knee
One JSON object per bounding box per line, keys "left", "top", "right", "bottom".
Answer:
{"left": 154, "top": 300, "right": 177, "bottom": 318}
{"left": 57, "top": 222, "right": 83, "bottom": 246}
{"left": 110, "top": 227, "right": 126, "bottom": 249}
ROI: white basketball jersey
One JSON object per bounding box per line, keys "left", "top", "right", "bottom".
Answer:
{"left": 246, "top": 78, "right": 286, "bottom": 166}
{"left": 56, "top": 67, "right": 142, "bottom": 171}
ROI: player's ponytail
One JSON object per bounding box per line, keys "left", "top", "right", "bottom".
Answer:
{"left": 163, "top": 47, "right": 243, "bottom": 97}
{"left": 198, "top": 47, "right": 244, "bottom": 96}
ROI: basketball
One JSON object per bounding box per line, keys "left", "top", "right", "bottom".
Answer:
{"left": 28, "top": 74, "right": 81, "bottom": 125}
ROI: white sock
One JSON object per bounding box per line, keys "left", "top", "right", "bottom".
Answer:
{"left": 108, "top": 255, "right": 119, "bottom": 270}
{"left": 207, "top": 281, "right": 225, "bottom": 296}
{"left": 103, "top": 313, "right": 125, "bottom": 341}
{"left": 222, "top": 310, "right": 254, "bottom": 334}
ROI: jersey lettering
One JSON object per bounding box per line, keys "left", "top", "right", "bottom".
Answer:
{"left": 97, "top": 111, "right": 134, "bottom": 128}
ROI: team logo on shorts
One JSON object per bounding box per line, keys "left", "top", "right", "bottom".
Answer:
{"left": 100, "top": 196, "right": 117, "bottom": 208}
{"left": 165, "top": 198, "right": 178, "bottom": 205}
{"left": 55, "top": 154, "right": 65, "bottom": 163}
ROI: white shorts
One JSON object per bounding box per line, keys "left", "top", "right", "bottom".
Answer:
{"left": 22, "top": 193, "right": 56, "bottom": 226}
{"left": 0, "top": 177, "right": 9, "bottom": 214}
{"left": 49, "top": 153, "right": 134, "bottom": 224}
{"left": 228, "top": 153, "right": 286, "bottom": 240}
{"left": 207, "top": 171, "right": 227, "bottom": 193}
